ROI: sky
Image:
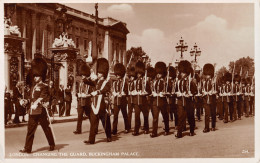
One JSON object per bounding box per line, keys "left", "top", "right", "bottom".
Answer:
{"left": 65, "top": 3, "right": 254, "bottom": 71}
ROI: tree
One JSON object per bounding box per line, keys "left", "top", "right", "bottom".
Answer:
{"left": 228, "top": 56, "right": 254, "bottom": 78}
{"left": 216, "top": 66, "right": 228, "bottom": 82}
{"left": 126, "top": 47, "right": 150, "bottom": 69}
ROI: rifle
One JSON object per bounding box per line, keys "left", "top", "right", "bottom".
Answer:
{"left": 165, "top": 63, "right": 172, "bottom": 93}
{"left": 121, "top": 53, "right": 133, "bottom": 93}
{"left": 231, "top": 63, "right": 235, "bottom": 94}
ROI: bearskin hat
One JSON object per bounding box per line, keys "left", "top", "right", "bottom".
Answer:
{"left": 169, "top": 66, "right": 176, "bottom": 79}
{"left": 97, "top": 58, "right": 109, "bottom": 78}
{"left": 128, "top": 67, "right": 136, "bottom": 78}
{"left": 31, "top": 57, "right": 48, "bottom": 82}
{"left": 79, "top": 63, "right": 91, "bottom": 77}
{"left": 147, "top": 66, "right": 156, "bottom": 79}
{"left": 178, "top": 60, "right": 191, "bottom": 75}
{"left": 203, "top": 63, "right": 214, "bottom": 78}
{"left": 155, "top": 61, "right": 167, "bottom": 77}
{"left": 234, "top": 74, "right": 241, "bottom": 83}
{"left": 26, "top": 69, "right": 33, "bottom": 87}
{"left": 135, "top": 61, "right": 145, "bottom": 76}
{"left": 114, "top": 63, "right": 126, "bottom": 78}
{"left": 246, "top": 77, "right": 252, "bottom": 85}
{"left": 224, "top": 72, "right": 232, "bottom": 82}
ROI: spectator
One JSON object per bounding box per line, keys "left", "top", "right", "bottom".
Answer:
{"left": 65, "top": 84, "right": 72, "bottom": 116}
{"left": 12, "top": 82, "right": 22, "bottom": 124}
{"left": 48, "top": 81, "right": 56, "bottom": 117}
{"left": 56, "top": 84, "right": 65, "bottom": 117}
{"left": 5, "top": 87, "right": 12, "bottom": 125}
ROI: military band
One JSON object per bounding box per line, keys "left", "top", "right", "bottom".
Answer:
{"left": 19, "top": 56, "right": 254, "bottom": 152}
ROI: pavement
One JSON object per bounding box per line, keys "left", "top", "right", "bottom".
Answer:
{"left": 5, "top": 111, "right": 255, "bottom": 158}
{"left": 5, "top": 96, "right": 82, "bottom": 128}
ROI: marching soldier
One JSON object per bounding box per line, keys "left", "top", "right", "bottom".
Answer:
{"left": 244, "top": 77, "right": 252, "bottom": 117}
{"left": 223, "top": 72, "right": 232, "bottom": 123}
{"left": 74, "top": 63, "right": 92, "bottom": 134}
{"left": 202, "top": 64, "right": 216, "bottom": 132}
{"left": 249, "top": 77, "right": 254, "bottom": 116}
{"left": 167, "top": 66, "right": 178, "bottom": 127}
{"left": 147, "top": 66, "right": 156, "bottom": 118}
{"left": 186, "top": 67, "right": 197, "bottom": 136}
{"left": 132, "top": 61, "right": 151, "bottom": 136}
{"left": 240, "top": 78, "right": 246, "bottom": 116}
{"left": 232, "top": 74, "right": 241, "bottom": 120}
{"left": 84, "top": 58, "right": 112, "bottom": 144}
{"left": 127, "top": 67, "right": 136, "bottom": 130}
{"left": 20, "top": 57, "right": 55, "bottom": 153}
{"left": 150, "top": 61, "right": 169, "bottom": 138}
{"left": 175, "top": 60, "right": 192, "bottom": 138}
{"left": 217, "top": 76, "right": 225, "bottom": 120}
{"left": 194, "top": 73, "right": 203, "bottom": 122}
{"left": 112, "top": 63, "right": 130, "bottom": 135}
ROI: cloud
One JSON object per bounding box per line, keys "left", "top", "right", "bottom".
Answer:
{"left": 106, "top": 4, "right": 134, "bottom": 20}
{"left": 175, "top": 14, "right": 254, "bottom": 70}
{"left": 128, "top": 28, "right": 174, "bottom": 66}
{"left": 127, "top": 14, "right": 254, "bottom": 71}
{"left": 107, "top": 4, "right": 133, "bottom": 13}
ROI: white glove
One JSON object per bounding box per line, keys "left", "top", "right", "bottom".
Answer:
{"left": 91, "top": 91, "right": 98, "bottom": 96}
{"left": 31, "top": 104, "right": 38, "bottom": 110}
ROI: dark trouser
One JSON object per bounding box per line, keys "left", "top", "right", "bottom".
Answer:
{"left": 88, "top": 111, "right": 111, "bottom": 143}
{"left": 169, "top": 103, "right": 178, "bottom": 127}
{"left": 24, "top": 109, "right": 55, "bottom": 152}
{"left": 13, "top": 102, "right": 20, "bottom": 123}
{"left": 204, "top": 103, "right": 216, "bottom": 129}
{"left": 186, "top": 99, "right": 195, "bottom": 133}
{"left": 58, "top": 103, "right": 65, "bottom": 116}
{"left": 229, "top": 100, "right": 234, "bottom": 121}
{"left": 76, "top": 105, "right": 91, "bottom": 132}
{"left": 65, "top": 101, "right": 72, "bottom": 116}
{"left": 195, "top": 98, "right": 203, "bottom": 121}
{"left": 177, "top": 99, "right": 186, "bottom": 136}
{"left": 217, "top": 98, "right": 224, "bottom": 119}
{"left": 233, "top": 99, "right": 239, "bottom": 119}
{"left": 151, "top": 104, "right": 169, "bottom": 135}
{"left": 127, "top": 103, "right": 134, "bottom": 129}
{"left": 245, "top": 97, "right": 250, "bottom": 116}
{"left": 249, "top": 97, "right": 254, "bottom": 115}
{"left": 112, "top": 104, "right": 129, "bottom": 133}
{"left": 134, "top": 104, "right": 149, "bottom": 133}
{"left": 223, "top": 101, "right": 230, "bottom": 122}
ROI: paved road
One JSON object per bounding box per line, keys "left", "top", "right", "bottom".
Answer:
{"left": 5, "top": 113, "right": 254, "bottom": 158}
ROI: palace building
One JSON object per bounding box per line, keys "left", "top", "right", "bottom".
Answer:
{"left": 4, "top": 3, "right": 129, "bottom": 93}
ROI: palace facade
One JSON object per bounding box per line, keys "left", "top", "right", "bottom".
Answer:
{"left": 4, "top": 3, "right": 129, "bottom": 93}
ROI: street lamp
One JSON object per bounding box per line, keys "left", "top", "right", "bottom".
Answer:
{"left": 190, "top": 43, "right": 201, "bottom": 63}
{"left": 55, "top": 7, "right": 72, "bottom": 35}
{"left": 175, "top": 37, "right": 188, "bottom": 59}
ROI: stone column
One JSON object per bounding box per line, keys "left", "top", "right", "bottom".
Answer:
{"left": 4, "top": 55, "right": 10, "bottom": 92}
{"left": 22, "top": 10, "right": 27, "bottom": 56}
{"left": 59, "top": 61, "right": 68, "bottom": 88}
{"left": 31, "top": 12, "right": 37, "bottom": 59}
{"left": 103, "top": 31, "right": 109, "bottom": 60}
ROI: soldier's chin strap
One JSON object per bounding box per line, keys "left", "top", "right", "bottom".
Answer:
{"left": 92, "top": 76, "right": 110, "bottom": 115}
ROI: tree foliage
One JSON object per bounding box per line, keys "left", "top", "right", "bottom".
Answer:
{"left": 228, "top": 56, "right": 254, "bottom": 78}
{"left": 126, "top": 47, "right": 151, "bottom": 69}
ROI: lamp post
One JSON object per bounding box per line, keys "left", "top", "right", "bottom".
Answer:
{"left": 175, "top": 37, "right": 188, "bottom": 60}
{"left": 190, "top": 43, "right": 201, "bottom": 63}
{"left": 55, "top": 7, "right": 72, "bottom": 35}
